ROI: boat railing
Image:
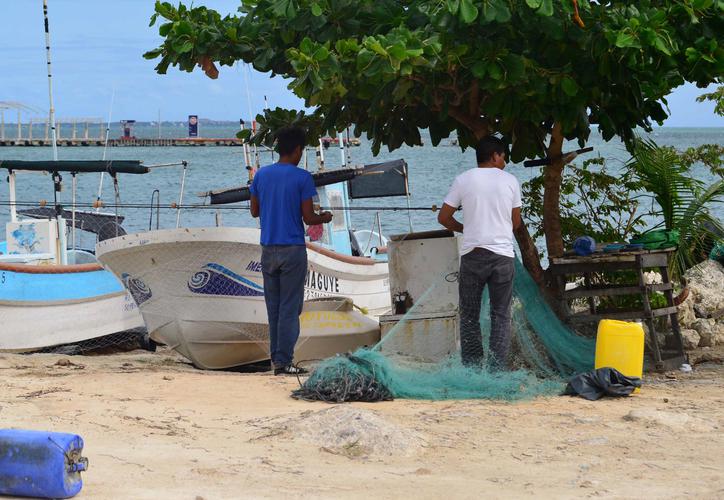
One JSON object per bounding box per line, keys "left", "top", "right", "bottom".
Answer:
{"left": 0, "top": 261, "right": 103, "bottom": 274}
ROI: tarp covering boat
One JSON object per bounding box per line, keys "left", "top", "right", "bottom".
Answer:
{"left": 205, "top": 159, "right": 408, "bottom": 205}
{"left": 18, "top": 208, "right": 127, "bottom": 241}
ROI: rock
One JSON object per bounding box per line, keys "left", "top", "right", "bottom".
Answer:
{"left": 642, "top": 322, "right": 666, "bottom": 347}
{"left": 713, "top": 322, "right": 724, "bottom": 347}
{"left": 680, "top": 329, "right": 701, "bottom": 350}
{"left": 677, "top": 294, "right": 697, "bottom": 328}
{"left": 692, "top": 318, "right": 717, "bottom": 347}
{"left": 683, "top": 260, "right": 724, "bottom": 318}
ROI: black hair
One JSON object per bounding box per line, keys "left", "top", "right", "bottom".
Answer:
{"left": 475, "top": 136, "right": 506, "bottom": 163}
{"left": 275, "top": 126, "right": 306, "bottom": 156}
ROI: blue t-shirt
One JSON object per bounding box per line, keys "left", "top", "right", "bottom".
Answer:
{"left": 249, "top": 162, "right": 317, "bottom": 246}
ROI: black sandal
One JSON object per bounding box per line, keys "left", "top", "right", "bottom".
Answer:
{"left": 274, "top": 364, "right": 309, "bottom": 376}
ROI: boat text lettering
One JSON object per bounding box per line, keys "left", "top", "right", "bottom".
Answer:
{"left": 305, "top": 270, "right": 339, "bottom": 293}
{"left": 245, "top": 260, "right": 263, "bottom": 273}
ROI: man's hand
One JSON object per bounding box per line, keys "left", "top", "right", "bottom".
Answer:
{"left": 437, "top": 203, "right": 463, "bottom": 233}
{"left": 302, "top": 199, "right": 334, "bottom": 225}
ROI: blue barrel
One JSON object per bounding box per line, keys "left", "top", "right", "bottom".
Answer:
{"left": 0, "top": 429, "right": 88, "bottom": 499}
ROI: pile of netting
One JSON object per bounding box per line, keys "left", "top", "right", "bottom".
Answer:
{"left": 292, "top": 258, "right": 595, "bottom": 402}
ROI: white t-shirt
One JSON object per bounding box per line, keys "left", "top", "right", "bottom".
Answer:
{"left": 443, "top": 167, "right": 522, "bottom": 258}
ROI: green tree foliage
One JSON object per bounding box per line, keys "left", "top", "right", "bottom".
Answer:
{"left": 697, "top": 84, "right": 724, "bottom": 117}
{"left": 145, "top": 0, "right": 723, "bottom": 158}
{"left": 143, "top": 0, "right": 724, "bottom": 278}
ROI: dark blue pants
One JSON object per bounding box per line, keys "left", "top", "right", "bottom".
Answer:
{"left": 261, "top": 245, "right": 307, "bottom": 367}
{"left": 458, "top": 248, "right": 515, "bottom": 369}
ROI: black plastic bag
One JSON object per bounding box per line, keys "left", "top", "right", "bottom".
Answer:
{"left": 563, "top": 367, "right": 642, "bottom": 401}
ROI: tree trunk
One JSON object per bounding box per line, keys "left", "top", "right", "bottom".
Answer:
{"left": 542, "top": 122, "right": 565, "bottom": 259}
{"left": 515, "top": 221, "right": 545, "bottom": 285}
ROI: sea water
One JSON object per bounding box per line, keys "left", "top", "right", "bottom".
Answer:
{"left": 0, "top": 125, "right": 721, "bottom": 250}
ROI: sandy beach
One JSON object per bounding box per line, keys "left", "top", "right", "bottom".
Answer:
{"left": 1, "top": 347, "right": 722, "bottom": 500}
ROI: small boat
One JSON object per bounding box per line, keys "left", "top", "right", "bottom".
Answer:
{"left": 0, "top": 160, "right": 148, "bottom": 352}
{"left": 97, "top": 159, "right": 409, "bottom": 369}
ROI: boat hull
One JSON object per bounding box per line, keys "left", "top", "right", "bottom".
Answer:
{"left": 0, "top": 264, "right": 144, "bottom": 352}
{"left": 96, "top": 227, "right": 390, "bottom": 369}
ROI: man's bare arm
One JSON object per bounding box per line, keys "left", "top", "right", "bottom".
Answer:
{"left": 437, "top": 203, "right": 463, "bottom": 233}
{"left": 512, "top": 207, "right": 522, "bottom": 231}
{"left": 250, "top": 195, "right": 260, "bottom": 218}
{"left": 301, "top": 199, "right": 333, "bottom": 226}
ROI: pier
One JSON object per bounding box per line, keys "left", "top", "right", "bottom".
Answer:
{"left": 0, "top": 137, "right": 246, "bottom": 147}
{"left": 0, "top": 137, "right": 363, "bottom": 147}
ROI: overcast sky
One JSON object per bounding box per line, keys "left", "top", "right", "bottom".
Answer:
{"left": 1, "top": 0, "right": 722, "bottom": 126}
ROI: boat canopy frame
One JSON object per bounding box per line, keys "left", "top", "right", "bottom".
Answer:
{"left": 0, "top": 160, "right": 149, "bottom": 175}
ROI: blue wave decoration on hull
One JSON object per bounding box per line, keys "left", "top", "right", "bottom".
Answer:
{"left": 121, "top": 273, "right": 153, "bottom": 305}
{"left": 188, "top": 263, "right": 264, "bottom": 297}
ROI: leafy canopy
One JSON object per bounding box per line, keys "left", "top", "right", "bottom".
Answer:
{"left": 145, "top": 0, "right": 724, "bottom": 159}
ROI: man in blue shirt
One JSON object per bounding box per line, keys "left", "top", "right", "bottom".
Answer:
{"left": 250, "top": 126, "right": 332, "bottom": 375}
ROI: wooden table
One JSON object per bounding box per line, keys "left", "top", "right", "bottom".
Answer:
{"left": 549, "top": 248, "right": 687, "bottom": 371}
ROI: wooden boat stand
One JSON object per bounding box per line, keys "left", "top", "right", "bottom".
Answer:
{"left": 549, "top": 248, "right": 687, "bottom": 372}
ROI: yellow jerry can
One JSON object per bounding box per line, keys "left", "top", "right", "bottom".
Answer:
{"left": 595, "top": 319, "right": 644, "bottom": 391}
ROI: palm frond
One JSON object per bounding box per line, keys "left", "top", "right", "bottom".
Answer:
{"left": 627, "top": 138, "right": 700, "bottom": 229}
{"left": 670, "top": 179, "right": 724, "bottom": 277}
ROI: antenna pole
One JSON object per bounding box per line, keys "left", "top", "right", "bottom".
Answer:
{"left": 96, "top": 88, "right": 115, "bottom": 211}
{"left": 43, "top": 0, "right": 58, "bottom": 161}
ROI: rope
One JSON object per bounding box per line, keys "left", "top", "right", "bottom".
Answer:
{"left": 0, "top": 200, "right": 452, "bottom": 212}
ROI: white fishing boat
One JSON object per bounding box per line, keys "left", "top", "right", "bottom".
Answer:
{"left": 0, "top": 2, "right": 151, "bottom": 353}
{"left": 0, "top": 160, "right": 149, "bottom": 352}
{"left": 96, "top": 159, "right": 409, "bottom": 369}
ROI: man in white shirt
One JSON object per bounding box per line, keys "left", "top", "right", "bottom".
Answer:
{"left": 438, "top": 136, "right": 522, "bottom": 369}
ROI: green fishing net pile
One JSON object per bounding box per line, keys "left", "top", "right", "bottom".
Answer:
{"left": 291, "top": 258, "right": 595, "bottom": 402}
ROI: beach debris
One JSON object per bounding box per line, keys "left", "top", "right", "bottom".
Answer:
{"left": 563, "top": 367, "right": 641, "bottom": 401}
{"left": 53, "top": 358, "right": 85, "bottom": 370}
{"left": 21, "top": 387, "right": 71, "bottom": 399}
{"left": 252, "top": 406, "right": 425, "bottom": 458}
{"left": 0, "top": 429, "right": 87, "bottom": 499}
{"left": 293, "top": 406, "right": 425, "bottom": 458}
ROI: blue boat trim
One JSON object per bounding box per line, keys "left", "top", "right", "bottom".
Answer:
{"left": 0, "top": 266, "right": 126, "bottom": 302}
{"left": 188, "top": 263, "right": 264, "bottom": 297}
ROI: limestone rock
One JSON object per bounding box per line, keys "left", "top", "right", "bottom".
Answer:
{"left": 713, "top": 322, "right": 724, "bottom": 347}
{"left": 641, "top": 322, "right": 665, "bottom": 348}
{"left": 692, "top": 318, "right": 717, "bottom": 347}
{"left": 676, "top": 293, "right": 697, "bottom": 328}
{"left": 680, "top": 329, "right": 701, "bottom": 350}
{"left": 683, "top": 260, "right": 724, "bottom": 319}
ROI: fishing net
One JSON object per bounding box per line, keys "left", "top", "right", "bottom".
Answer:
{"left": 292, "top": 257, "right": 595, "bottom": 402}
{"left": 32, "top": 328, "right": 154, "bottom": 356}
